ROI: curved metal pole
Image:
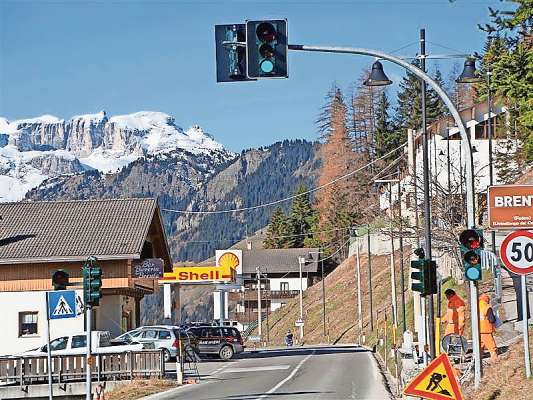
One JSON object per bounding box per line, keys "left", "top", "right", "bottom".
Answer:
{"left": 288, "top": 44, "right": 476, "bottom": 228}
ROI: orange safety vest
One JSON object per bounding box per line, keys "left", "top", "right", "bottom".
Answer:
{"left": 444, "top": 294, "right": 466, "bottom": 335}
{"left": 479, "top": 299, "right": 496, "bottom": 334}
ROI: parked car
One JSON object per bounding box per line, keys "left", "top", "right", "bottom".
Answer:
{"left": 186, "top": 325, "right": 244, "bottom": 360}
{"left": 112, "top": 325, "right": 198, "bottom": 362}
{"left": 22, "top": 331, "right": 143, "bottom": 356}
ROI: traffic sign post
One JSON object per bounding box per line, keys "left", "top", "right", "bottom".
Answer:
{"left": 44, "top": 290, "right": 77, "bottom": 400}
{"left": 500, "top": 230, "right": 533, "bottom": 379}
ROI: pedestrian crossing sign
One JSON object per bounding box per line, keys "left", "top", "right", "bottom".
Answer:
{"left": 47, "top": 290, "right": 77, "bottom": 320}
{"left": 403, "top": 353, "right": 463, "bottom": 400}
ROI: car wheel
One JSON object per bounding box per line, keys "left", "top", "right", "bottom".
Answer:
{"left": 219, "top": 345, "right": 234, "bottom": 361}
{"left": 162, "top": 348, "right": 171, "bottom": 363}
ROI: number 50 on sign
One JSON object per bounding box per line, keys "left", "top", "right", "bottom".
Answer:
{"left": 500, "top": 230, "right": 533, "bottom": 275}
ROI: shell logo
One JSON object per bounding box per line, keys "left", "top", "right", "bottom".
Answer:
{"left": 217, "top": 252, "right": 240, "bottom": 270}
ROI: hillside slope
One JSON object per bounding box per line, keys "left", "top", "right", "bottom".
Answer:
{"left": 255, "top": 248, "right": 410, "bottom": 346}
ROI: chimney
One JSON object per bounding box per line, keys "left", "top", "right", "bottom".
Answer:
{"left": 247, "top": 241, "right": 252, "bottom": 250}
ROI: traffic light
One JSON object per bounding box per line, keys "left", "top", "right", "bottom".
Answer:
{"left": 52, "top": 270, "right": 69, "bottom": 290}
{"left": 83, "top": 262, "right": 103, "bottom": 307}
{"left": 246, "top": 19, "right": 288, "bottom": 79}
{"left": 215, "top": 24, "right": 255, "bottom": 83}
{"left": 459, "top": 229, "right": 484, "bottom": 281}
{"left": 410, "top": 259, "right": 437, "bottom": 296}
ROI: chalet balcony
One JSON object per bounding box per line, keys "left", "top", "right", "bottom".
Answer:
{"left": 228, "top": 290, "right": 300, "bottom": 302}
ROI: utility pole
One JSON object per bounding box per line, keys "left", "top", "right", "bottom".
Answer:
{"left": 397, "top": 167, "right": 406, "bottom": 333}
{"left": 356, "top": 237, "right": 363, "bottom": 342}
{"left": 420, "top": 28, "right": 436, "bottom": 359}
{"left": 298, "top": 256, "right": 305, "bottom": 341}
{"left": 321, "top": 254, "right": 326, "bottom": 339}
{"left": 389, "top": 186, "right": 398, "bottom": 327}
{"left": 367, "top": 225, "right": 373, "bottom": 331}
{"left": 256, "top": 267, "right": 262, "bottom": 340}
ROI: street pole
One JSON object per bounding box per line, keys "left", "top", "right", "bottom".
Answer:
{"left": 86, "top": 304, "right": 92, "bottom": 400}
{"left": 321, "top": 255, "right": 326, "bottom": 339}
{"left": 356, "top": 237, "right": 363, "bottom": 343}
{"left": 45, "top": 293, "right": 53, "bottom": 400}
{"left": 256, "top": 268, "right": 262, "bottom": 339}
{"left": 420, "top": 28, "right": 436, "bottom": 360}
{"left": 298, "top": 257, "right": 305, "bottom": 341}
{"left": 388, "top": 185, "right": 398, "bottom": 327}
{"left": 397, "top": 170, "right": 406, "bottom": 333}
{"left": 521, "top": 275, "right": 532, "bottom": 378}
{"left": 486, "top": 61, "right": 501, "bottom": 300}
{"left": 367, "top": 225, "right": 374, "bottom": 332}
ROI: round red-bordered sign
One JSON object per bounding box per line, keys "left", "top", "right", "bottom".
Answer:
{"left": 500, "top": 230, "right": 533, "bottom": 276}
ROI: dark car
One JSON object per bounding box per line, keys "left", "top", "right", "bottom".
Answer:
{"left": 187, "top": 325, "right": 244, "bottom": 360}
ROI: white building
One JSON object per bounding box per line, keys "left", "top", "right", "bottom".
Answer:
{"left": 0, "top": 198, "right": 173, "bottom": 355}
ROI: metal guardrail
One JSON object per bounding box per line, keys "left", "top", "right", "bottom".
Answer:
{"left": 0, "top": 350, "right": 164, "bottom": 388}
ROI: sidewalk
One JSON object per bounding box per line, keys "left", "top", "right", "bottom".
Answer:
{"left": 494, "top": 269, "right": 522, "bottom": 348}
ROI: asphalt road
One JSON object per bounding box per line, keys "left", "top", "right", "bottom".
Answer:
{"left": 162, "top": 345, "right": 392, "bottom": 400}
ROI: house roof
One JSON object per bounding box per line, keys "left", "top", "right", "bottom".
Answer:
{"left": 0, "top": 198, "right": 171, "bottom": 265}
{"left": 241, "top": 248, "right": 320, "bottom": 274}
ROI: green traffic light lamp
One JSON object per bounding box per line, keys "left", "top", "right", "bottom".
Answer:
{"left": 364, "top": 61, "right": 393, "bottom": 87}
{"left": 456, "top": 58, "right": 483, "bottom": 84}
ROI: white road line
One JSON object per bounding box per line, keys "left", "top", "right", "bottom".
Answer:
{"left": 223, "top": 365, "right": 290, "bottom": 373}
{"left": 255, "top": 351, "right": 315, "bottom": 400}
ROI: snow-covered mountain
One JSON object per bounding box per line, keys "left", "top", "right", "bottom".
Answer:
{"left": 0, "top": 111, "right": 231, "bottom": 202}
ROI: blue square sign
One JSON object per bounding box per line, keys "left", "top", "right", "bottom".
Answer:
{"left": 47, "top": 290, "right": 77, "bottom": 320}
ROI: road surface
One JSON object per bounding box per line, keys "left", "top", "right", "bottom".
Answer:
{"left": 163, "top": 345, "right": 392, "bottom": 400}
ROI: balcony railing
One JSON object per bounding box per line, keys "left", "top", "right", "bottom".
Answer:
{"left": 229, "top": 290, "right": 300, "bottom": 302}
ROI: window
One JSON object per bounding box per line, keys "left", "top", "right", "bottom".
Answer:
{"left": 49, "top": 337, "right": 69, "bottom": 351}
{"left": 208, "top": 327, "right": 222, "bottom": 337}
{"left": 158, "top": 330, "right": 171, "bottom": 340}
{"left": 280, "top": 282, "right": 289, "bottom": 292}
{"left": 142, "top": 330, "right": 158, "bottom": 339}
{"left": 19, "top": 312, "right": 38, "bottom": 336}
{"left": 72, "top": 335, "right": 87, "bottom": 349}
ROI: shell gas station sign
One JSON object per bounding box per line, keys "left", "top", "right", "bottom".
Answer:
{"left": 159, "top": 250, "right": 242, "bottom": 284}
{"left": 488, "top": 185, "right": 533, "bottom": 230}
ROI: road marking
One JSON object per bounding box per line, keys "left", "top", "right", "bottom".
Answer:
{"left": 255, "top": 351, "right": 314, "bottom": 400}
{"left": 223, "top": 365, "right": 290, "bottom": 373}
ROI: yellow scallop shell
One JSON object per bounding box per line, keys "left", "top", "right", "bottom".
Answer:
{"left": 218, "top": 252, "right": 240, "bottom": 269}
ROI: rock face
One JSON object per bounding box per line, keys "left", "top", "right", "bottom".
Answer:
{"left": 0, "top": 111, "right": 231, "bottom": 201}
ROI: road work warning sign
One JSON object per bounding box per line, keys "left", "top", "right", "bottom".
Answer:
{"left": 403, "top": 353, "right": 463, "bottom": 400}
{"left": 488, "top": 185, "right": 533, "bottom": 230}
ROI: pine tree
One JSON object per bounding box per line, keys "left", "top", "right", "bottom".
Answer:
{"left": 374, "top": 91, "right": 401, "bottom": 159}
{"left": 289, "top": 185, "right": 319, "bottom": 248}
{"left": 395, "top": 61, "right": 448, "bottom": 131}
{"left": 264, "top": 207, "right": 294, "bottom": 249}
{"left": 479, "top": 1, "right": 532, "bottom": 160}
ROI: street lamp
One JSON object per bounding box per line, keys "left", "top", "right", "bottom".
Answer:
{"left": 456, "top": 58, "right": 483, "bottom": 84}
{"left": 306, "top": 251, "right": 326, "bottom": 339}
{"left": 364, "top": 60, "right": 393, "bottom": 86}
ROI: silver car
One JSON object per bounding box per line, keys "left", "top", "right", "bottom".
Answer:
{"left": 115, "top": 325, "right": 195, "bottom": 362}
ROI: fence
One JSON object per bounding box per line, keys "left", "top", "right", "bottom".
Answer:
{"left": 0, "top": 350, "right": 164, "bottom": 388}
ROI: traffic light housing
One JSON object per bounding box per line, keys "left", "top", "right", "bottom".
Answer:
{"left": 215, "top": 24, "right": 255, "bottom": 83}
{"left": 52, "top": 270, "right": 69, "bottom": 290}
{"left": 410, "top": 259, "right": 437, "bottom": 296}
{"left": 459, "top": 229, "right": 484, "bottom": 281}
{"left": 246, "top": 19, "right": 288, "bottom": 78}
{"left": 83, "top": 262, "right": 103, "bottom": 307}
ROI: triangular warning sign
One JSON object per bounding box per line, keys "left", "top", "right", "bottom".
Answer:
{"left": 403, "top": 353, "right": 464, "bottom": 400}
{"left": 52, "top": 295, "right": 74, "bottom": 316}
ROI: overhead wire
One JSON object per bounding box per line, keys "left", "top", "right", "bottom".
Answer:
{"left": 162, "top": 141, "right": 407, "bottom": 215}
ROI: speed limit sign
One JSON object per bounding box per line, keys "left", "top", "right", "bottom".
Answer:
{"left": 500, "top": 230, "right": 533, "bottom": 275}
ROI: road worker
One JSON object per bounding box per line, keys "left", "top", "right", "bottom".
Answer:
{"left": 479, "top": 293, "right": 498, "bottom": 363}
{"left": 443, "top": 289, "right": 466, "bottom": 336}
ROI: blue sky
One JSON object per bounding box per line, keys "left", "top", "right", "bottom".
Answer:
{"left": 1, "top": 0, "right": 504, "bottom": 151}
